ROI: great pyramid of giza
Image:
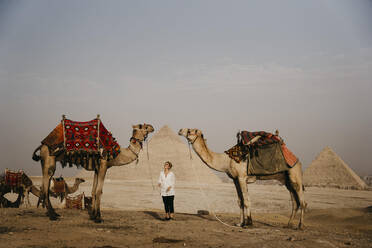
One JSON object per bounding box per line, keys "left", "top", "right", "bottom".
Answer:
{"left": 78, "top": 125, "right": 222, "bottom": 184}
{"left": 303, "top": 146, "right": 367, "bottom": 190}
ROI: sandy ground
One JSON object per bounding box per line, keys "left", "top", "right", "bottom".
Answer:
{"left": 1, "top": 178, "right": 372, "bottom": 248}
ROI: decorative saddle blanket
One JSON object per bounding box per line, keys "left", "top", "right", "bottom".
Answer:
{"left": 4, "top": 170, "right": 23, "bottom": 188}
{"left": 225, "top": 131, "right": 298, "bottom": 175}
{"left": 65, "top": 193, "right": 84, "bottom": 209}
{"left": 241, "top": 131, "right": 280, "bottom": 147}
{"left": 41, "top": 117, "right": 121, "bottom": 169}
{"left": 52, "top": 177, "right": 66, "bottom": 193}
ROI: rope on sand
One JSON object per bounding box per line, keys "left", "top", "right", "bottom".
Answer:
{"left": 188, "top": 142, "right": 240, "bottom": 229}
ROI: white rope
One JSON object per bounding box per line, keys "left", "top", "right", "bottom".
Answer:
{"left": 188, "top": 142, "right": 240, "bottom": 229}
{"left": 146, "top": 140, "right": 155, "bottom": 191}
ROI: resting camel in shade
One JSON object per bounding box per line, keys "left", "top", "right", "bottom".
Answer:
{"left": 0, "top": 171, "right": 40, "bottom": 208}
{"left": 179, "top": 128, "right": 306, "bottom": 229}
{"left": 32, "top": 123, "right": 154, "bottom": 222}
{"left": 36, "top": 177, "right": 85, "bottom": 207}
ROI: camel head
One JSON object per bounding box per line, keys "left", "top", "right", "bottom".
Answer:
{"left": 178, "top": 128, "right": 204, "bottom": 144}
{"left": 132, "top": 123, "right": 155, "bottom": 142}
{"left": 75, "top": 178, "right": 85, "bottom": 185}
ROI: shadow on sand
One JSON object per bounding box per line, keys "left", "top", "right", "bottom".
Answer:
{"left": 143, "top": 210, "right": 215, "bottom": 222}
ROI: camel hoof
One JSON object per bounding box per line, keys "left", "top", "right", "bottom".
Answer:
{"left": 298, "top": 224, "right": 304, "bottom": 230}
{"left": 48, "top": 212, "right": 59, "bottom": 221}
{"left": 49, "top": 215, "right": 58, "bottom": 221}
{"left": 235, "top": 223, "right": 244, "bottom": 227}
{"left": 94, "top": 218, "right": 103, "bottom": 223}
{"left": 287, "top": 222, "right": 294, "bottom": 229}
{"left": 246, "top": 219, "right": 253, "bottom": 226}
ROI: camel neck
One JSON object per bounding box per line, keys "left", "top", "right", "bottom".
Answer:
{"left": 67, "top": 181, "right": 80, "bottom": 194}
{"left": 109, "top": 140, "right": 142, "bottom": 166}
{"left": 192, "top": 136, "right": 230, "bottom": 173}
{"left": 30, "top": 185, "right": 41, "bottom": 197}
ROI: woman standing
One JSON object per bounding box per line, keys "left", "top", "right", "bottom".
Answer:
{"left": 158, "top": 161, "right": 175, "bottom": 220}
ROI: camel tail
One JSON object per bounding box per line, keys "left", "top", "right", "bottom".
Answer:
{"left": 303, "top": 185, "right": 305, "bottom": 192}
{"left": 32, "top": 145, "right": 42, "bottom": 161}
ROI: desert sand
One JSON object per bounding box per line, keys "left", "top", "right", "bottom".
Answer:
{"left": 1, "top": 177, "right": 371, "bottom": 247}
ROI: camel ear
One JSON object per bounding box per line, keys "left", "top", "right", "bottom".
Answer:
{"left": 139, "top": 124, "right": 142, "bottom": 129}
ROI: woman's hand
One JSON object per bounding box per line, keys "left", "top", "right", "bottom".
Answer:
{"left": 166, "top": 186, "right": 171, "bottom": 192}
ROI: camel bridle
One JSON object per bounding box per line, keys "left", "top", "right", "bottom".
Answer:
{"left": 186, "top": 129, "right": 199, "bottom": 145}
{"left": 128, "top": 125, "right": 151, "bottom": 157}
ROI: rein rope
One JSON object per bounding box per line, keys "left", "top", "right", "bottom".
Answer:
{"left": 146, "top": 139, "right": 155, "bottom": 190}
{"left": 187, "top": 141, "right": 240, "bottom": 229}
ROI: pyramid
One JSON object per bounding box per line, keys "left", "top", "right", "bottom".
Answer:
{"left": 78, "top": 125, "right": 222, "bottom": 184}
{"left": 303, "top": 147, "right": 367, "bottom": 190}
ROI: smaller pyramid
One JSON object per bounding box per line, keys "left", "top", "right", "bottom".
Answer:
{"left": 304, "top": 147, "right": 367, "bottom": 190}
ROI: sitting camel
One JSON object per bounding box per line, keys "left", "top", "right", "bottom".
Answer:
{"left": 0, "top": 170, "right": 40, "bottom": 208}
{"left": 36, "top": 177, "right": 85, "bottom": 208}
{"left": 32, "top": 121, "right": 154, "bottom": 222}
{"left": 179, "top": 128, "right": 306, "bottom": 229}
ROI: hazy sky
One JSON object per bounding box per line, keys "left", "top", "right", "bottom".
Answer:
{"left": 0, "top": 0, "right": 371, "bottom": 177}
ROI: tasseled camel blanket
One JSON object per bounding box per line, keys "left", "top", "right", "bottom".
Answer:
{"left": 41, "top": 117, "right": 120, "bottom": 170}
{"left": 3, "top": 170, "right": 24, "bottom": 191}
{"left": 65, "top": 193, "right": 84, "bottom": 209}
{"left": 52, "top": 177, "right": 66, "bottom": 194}
{"left": 225, "top": 131, "right": 298, "bottom": 175}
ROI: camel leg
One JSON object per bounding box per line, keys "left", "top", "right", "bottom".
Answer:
{"left": 26, "top": 189, "right": 31, "bottom": 207}
{"left": 239, "top": 177, "right": 253, "bottom": 226}
{"left": 288, "top": 163, "right": 306, "bottom": 230}
{"left": 286, "top": 185, "right": 297, "bottom": 228}
{"left": 41, "top": 155, "right": 59, "bottom": 220}
{"left": 23, "top": 187, "right": 31, "bottom": 208}
{"left": 19, "top": 193, "right": 25, "bottom": 207}
{"left": 92, "top": 161, "right": 108, "bottom": 223}
{"left": 233, "top": 178, "right": 245, "bottom": 227}
{"left": 89, "top": 169, "right": 99, "bottom": 219}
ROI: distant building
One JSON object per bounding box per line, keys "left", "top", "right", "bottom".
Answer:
{"left": 303, "top": 147, "right": 368, "bottom": 190}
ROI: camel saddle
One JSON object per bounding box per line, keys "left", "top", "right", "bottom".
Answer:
{"left": 4, "top": 169, "right": 23, "bottom": 188}
{"left": 52, "top": 177, "right": 66, "bottom": 193}
{"left": 41, "top": 117, "right": 121, "bottom": 169}
{"left": 225, "top": 131, "right": 298, "bottom": 175}
{"left": 65, "top": 193, "right": 84, "bottom": 209}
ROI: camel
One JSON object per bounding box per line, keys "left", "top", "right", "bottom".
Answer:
{"left": 0, "top": 170, "right": 40, "bottom": 208}
{"left": 36, "top": 177, "right": 85, "bottom": 207}
{"left": 178, "top": 128, "right": 306, "bottom": 229}
{"left": 32, "top": 123, "right": 154, "bottom": 222}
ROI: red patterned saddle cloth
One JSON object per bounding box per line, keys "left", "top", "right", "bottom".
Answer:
{"left": 65, "top": 193, "right": 84, "bottom": 209}
{"left": 52, "top": 177, "right": 66, "bottom": 193}
{"left": 42, "top": 118, "right": 120, "bottom": 159}
{"left": 5, "top": 170, "right": 23, "bottom": 187}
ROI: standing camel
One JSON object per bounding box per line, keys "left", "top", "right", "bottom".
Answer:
{"left": 178, "top": 128, "right": 306, "bottom": 229}
{"left": 32, "top": 123, "right": 154, "bottom": 222}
